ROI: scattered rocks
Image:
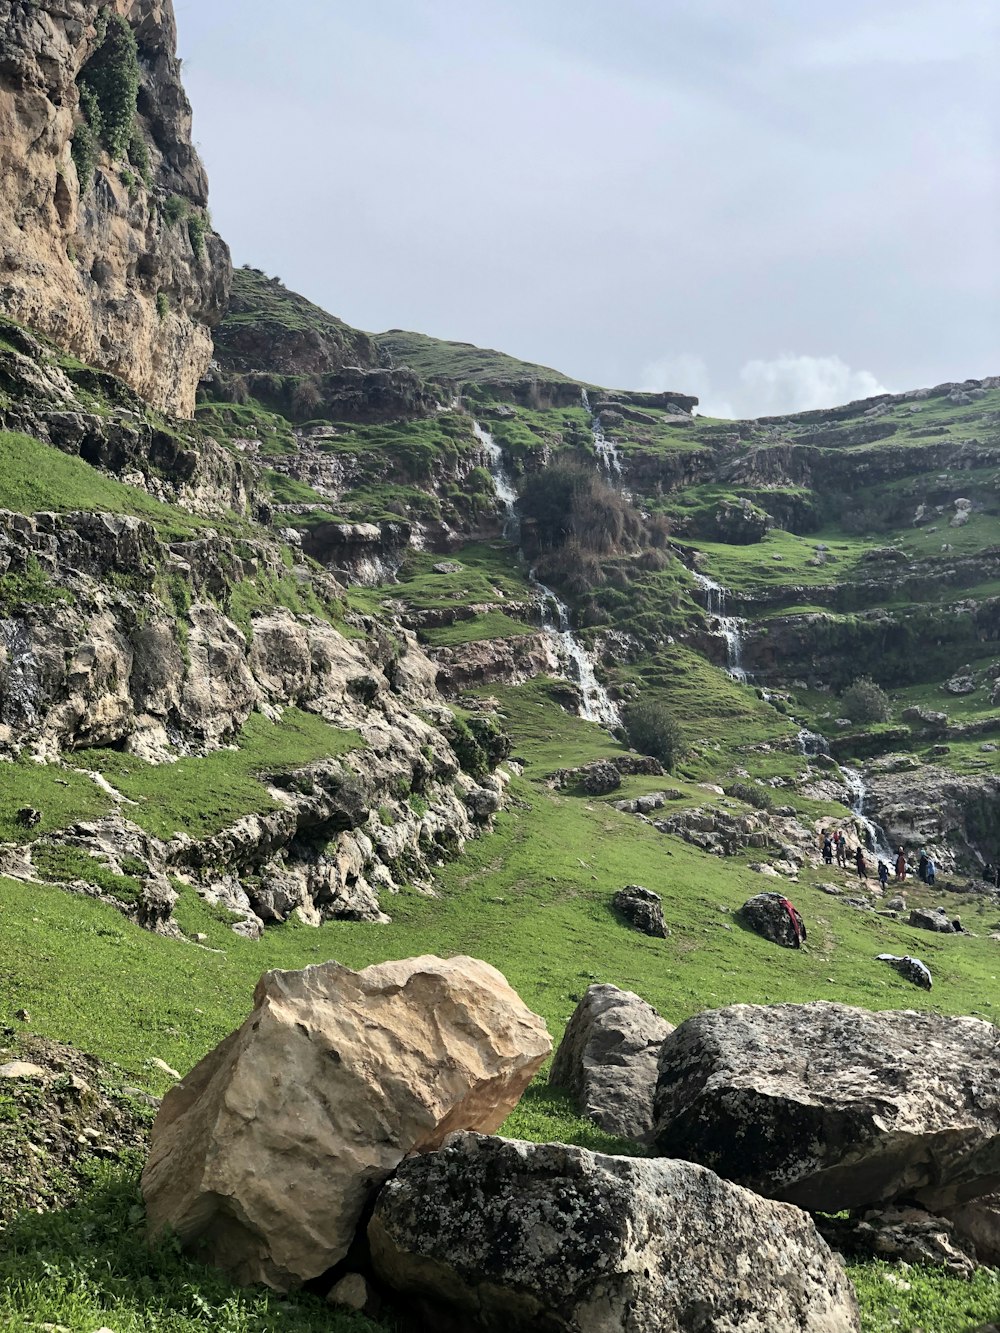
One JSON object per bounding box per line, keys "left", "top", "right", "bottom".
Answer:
{"left": 739, "top": 892, "right": 807, "bottom": 948}
{"left": 368, "top": 1133, "right": 861, "bottom": 1333}
{"left": 549, "top": 984, "right": 674, "bottom": 1143}
{"left": 141, "top": 955, "right": 551, "bottom": 1289}
{"left": 945, "top": 668, "right": 976, "bottom": 695}
{"left": 611, "top": 885, "right": 668, "bottom": 938}
{"left": 654, "top": 1002, "right": 1000, "bottom": 1211}
{"left": 816, "top": 1205, "right": 975, "bottom": 1277}
{"left": 578, "top": 760, "right": 621, "bottom": 796}
{"left": 432, "top": 561, "right": 464, "bottom": 574}
{"left": 15, "top": 807, "right": 41, "bottom": 829}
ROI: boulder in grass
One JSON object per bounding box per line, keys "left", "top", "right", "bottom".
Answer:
{"left": 611, "top": 885, "right": 668, "bottom": 938}
{"left": 654, "top": 1001, "right": 1000, "bottom": 1212}
{"left": 549, "top": 984, "right": 674, "bottom": 1143}
{"left": 369, "top": 1133, "right": 861, "bottom": 1333}
{"left": 141, "top": 955, "right": 551, "bottom": 1290}
{"left": 739, "top": 891, "right": 806, "bottom": 947}
{"left": 877, "top": 953, "right": 932, "bottom": 989}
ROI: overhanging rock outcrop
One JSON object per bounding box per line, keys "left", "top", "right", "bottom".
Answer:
{"left": 653, "top": 1002, "right": 1000, "bottom": 1212}
{"left": 368, "top": 1132, "right": 861, "bottom": 1333}
{"left": 141, "top": 956, "right": 551, "bottom": 1290}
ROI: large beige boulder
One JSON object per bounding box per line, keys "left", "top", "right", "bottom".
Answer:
{"left": 141, "top": 955, "right": 550, "bottom": 1289}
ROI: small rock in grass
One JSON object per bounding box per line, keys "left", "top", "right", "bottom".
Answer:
{"left": 0, "top": 1061, "right": 46, "bottom": 1081}
{"left": 148, "top": 1058, "right": 181, "bottom": 1080}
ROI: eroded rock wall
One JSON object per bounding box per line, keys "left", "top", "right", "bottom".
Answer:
{"left": 0, "top": 0, "right": 230, "bottom": 416}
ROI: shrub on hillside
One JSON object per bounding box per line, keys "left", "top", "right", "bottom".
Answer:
{"left": 623, "top": 700, "right": 683, "bottom": 771}
{"left": 724, "top": 781, "right": 774, "bottom": 812}
{"left": 840, "top": 676, "right": 892, "bottom": 724}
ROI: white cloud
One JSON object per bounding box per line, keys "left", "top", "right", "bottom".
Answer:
{"left": 737, "top": 354, "right": 890, "bottom": 417}
{"left": 637, "top": 352, "right": 890, "bottom": 419}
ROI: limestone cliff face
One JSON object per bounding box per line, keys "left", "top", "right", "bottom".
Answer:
{"left": 0, "top": 0, "right": 230, "bottom": 416}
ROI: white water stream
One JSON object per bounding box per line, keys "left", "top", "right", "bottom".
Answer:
{"left": 472, "top": 419, "right": 520, "bottom": 542}
{"left": 471, "top": 413, "right": 620, "bottom": 729}
{"left": 532, "top": 574, "right": 622, "bottom": 728}
{"left": 692, "top": 572, "right": 749, "bottom": 683}
{"left": 582, "top": 388, "right": 623, "bottom": 477}
{"left": 840, "top": 764, "right": 895, "bottom": 859}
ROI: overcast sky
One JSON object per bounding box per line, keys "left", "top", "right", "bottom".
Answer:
{"left": 176, "top": 0, "right": 998, "bottom": 417}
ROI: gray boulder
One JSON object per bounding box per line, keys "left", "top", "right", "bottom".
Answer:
{"left": 549, "top": 984, "right": 674, "bottom": 1143}
{"left": 877, "top": 954, "right": 933, "bottom": 989}
{"left": 909, "top": 907, "right": 955, "bottom": 933}
{"left": 815, "top": 1205, "right": 975, "bottom": 1277}
{"left": 369, "top": 1132, "right": 861, "bottom": 1333}
{"left": 653, "top": 1002, "right": 1000, "bottom": 1212}
{"left": 739, "top": 892, "right": 806, "bottom": 948}
{"left": 611, "top": 885, "right": 668, "bottom": 938}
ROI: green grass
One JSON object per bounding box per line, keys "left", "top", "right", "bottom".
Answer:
{"left": 374, "top": 328, "right": 577, "bottom": 386}
{"left": 0, "top": 758, "right": 112, "bottom": 844}
{"left": 83, "top": 708, "right": 363, "bottom": 841}
{"left": 30, "top": 845, "right": 144, "bottom": 903}
{"left": 419, "top": 610, "right": 536, "bottom": 646}
{"left": 0, "top": 1159, "right": 381, "bottom": 1333}
{"left": 0, "top": 431, "right": 207, "bottom": 539}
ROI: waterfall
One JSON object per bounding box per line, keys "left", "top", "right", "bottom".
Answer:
{"left": 691, "top": 572, "right": 749, "bottom": 683}
{"left": 839, "top": 765, "right": 894, "bottom": 859}
{"left": 582, "top": 388, "right": 623, "bottom": 478}
{"left": 472, "top": 420, "right": 520, "bottom": 543}
{"left": 532, "top": 574, "right": 621, "bottom": 729}
{"left": 470, "top": 412, "right": 618, "bottom": 730}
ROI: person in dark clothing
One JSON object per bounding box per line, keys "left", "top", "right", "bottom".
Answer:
{"left": 895, "top": 848, "right": 907, "bottom": 881}
{"left": 822, "top": 835, "right": 833, "bottom": 865}
{"left": 918, "top": 849, "right": 929, "bottom": 883}
{"left": 856, "top": 845, "right": 868, "bottom": 880}
{"left": 926, "top": 857, "right": 936, "bottom": 887}
{"left": 878, "top": 860, "right": 889, "bottom": 889}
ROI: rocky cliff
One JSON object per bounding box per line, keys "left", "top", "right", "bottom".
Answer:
{"left": 0, "top": 0, "right": 230, "bottom": 416}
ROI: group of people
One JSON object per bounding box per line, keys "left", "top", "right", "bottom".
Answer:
{"left": 820, "top": 830, "right": 937, "bottom": 887}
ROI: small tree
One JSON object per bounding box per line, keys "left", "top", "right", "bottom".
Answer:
{"left": 623, "top": 699, "right": 683, "bottom": 771}
{"left": 840, "top": 676, "right": 891, "bottom": 724}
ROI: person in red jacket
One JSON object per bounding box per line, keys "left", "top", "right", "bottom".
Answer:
{"left": 895, "top": 847, "right": 907, "bottom": 881}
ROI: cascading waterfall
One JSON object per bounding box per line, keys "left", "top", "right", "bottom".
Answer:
{"left": 471, "top": 411, "right": 618, "bottom": 730}
{"left": 692, "top": 572, "right": 749, "bottom": 683}
{"left": 582, "top": 388, "right": 622, "bottom": 477}
{"left": 472, "top": 419, "right": 520, "bottom": 543}
{"left": 840, "top": 765, "right": 894, "bottom": 859}
{"left": 796, "top": 728, "right": 830, "bottom": 758}
{"left": 532, "top": 574, "right": 621, "bottom": 728}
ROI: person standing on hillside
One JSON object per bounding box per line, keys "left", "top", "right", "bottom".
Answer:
{"left": 835, "top": 831, "right": 847, "bottom": 868}
{"left": 918, "top": 848, "right": 929, "bottom": 882}
{"left": 822, "top": 834, "right": 834, "bottom": 865}
{"left": 878, "top": 860, "right": 889, "bottom": 890}
{"left": 926, "top": 857, "right": 937, "bottom": 887}
{"left": 856, "top": 845, "right": 868, "bottom": 881}
{"left": 895, "top": 847, "right": 907, "bottom": 881}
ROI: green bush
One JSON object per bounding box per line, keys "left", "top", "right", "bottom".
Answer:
{"left": 724, "top": 781, "right": 775, "bottom": 812}
{"left": 840, "top": 675, "right": 892, "bottom": 724}
{"left": 187, "top": 210, "right": 210, "bottom": 260}
{"left": 70, "top": 89, "right": 101, "bottom": 193}
{"left": 623, "top": 699, "right": 683, "bottom": 771}
{"left": 155, "top": 291, "right": 170, "bottom": 320}
{"left": 127, "top": 122, "right": 152, "bottom": 187}
{"left": 78, "top": 15, "right": 140, "bottom": 162}
{"left": 162, "top": 194, "right": 188, "bottom": 227}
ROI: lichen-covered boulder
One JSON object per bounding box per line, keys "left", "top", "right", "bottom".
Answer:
{"left": 549, "top": 984, "right": 673, "bottom": 1142}
{"left": 909, "top": 907, "right": 956, "bottom": 933}
{"left": 739, "top": 891, "right": 806, "bottom": 947}
{"left": 141, "top": 956, "right": 551, "bottom": 1289}
{"left": 653, "top": 1002, "right": 1000, "bottom": 1212}
{"left": 611, "top": 885, "right": 668, "bottom": 938}
{"left": 368, "top": 1133, "right": 861, "bottom": 1333}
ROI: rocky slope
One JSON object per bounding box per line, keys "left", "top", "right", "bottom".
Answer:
{"left": 0, "top": 0, "right": 230, "bottom": 416}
